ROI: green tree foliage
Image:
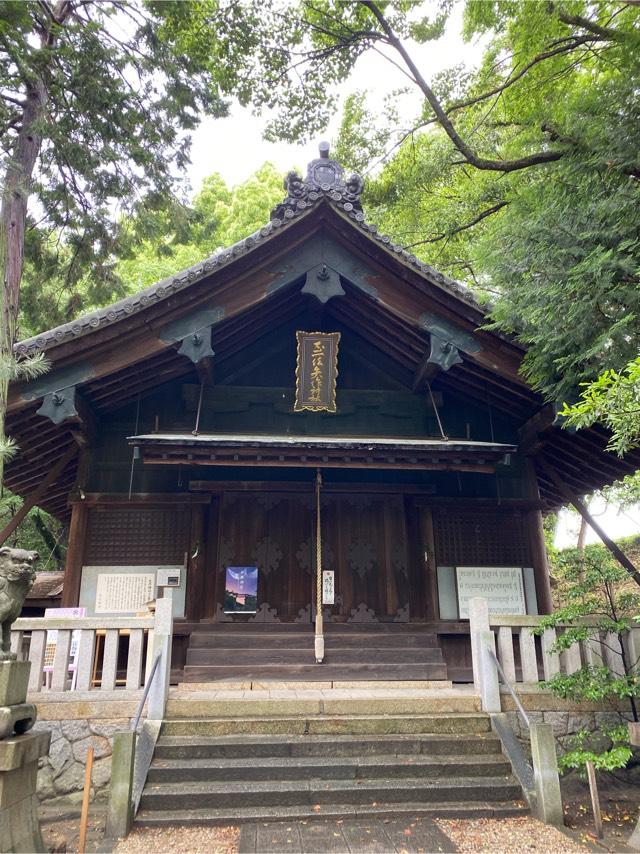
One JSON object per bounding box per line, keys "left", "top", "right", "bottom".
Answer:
{"left": 561, "top": 358, "right": 640, "bottom": 457}
{"left": 330, "top": 2, "right": 640, "bottom": 403}
{"left": 537, "top": 544, "right": 639, "bottom": 772}
{"left": 2, "top": 1, "right": 231, "bottom": 335}
{"left": 0, "top": 491, "right": 66, "bottom": 568}
{"left": 116, "top": 163, "right": 285, "bottom": 294}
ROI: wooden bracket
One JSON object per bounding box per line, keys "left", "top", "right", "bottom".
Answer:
{"left": 518, "top": 405, "right": 560, "bottom": 454}
{"left": 412, "top": 333, "right": 463, "bottom": 391}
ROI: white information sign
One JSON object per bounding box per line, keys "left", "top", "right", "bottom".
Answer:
{"left": 95, "top": 573, "right": 155, "bottom": 614}
{"left": 456, "top": 566, "right": 526, "bottom": 619}
{"left": 322, "top": 570, "right": 335, "bottom": 605}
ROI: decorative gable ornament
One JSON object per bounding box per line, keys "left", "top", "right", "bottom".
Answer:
{"left": 271, "top": 141, "right": 364, "bottom": 221}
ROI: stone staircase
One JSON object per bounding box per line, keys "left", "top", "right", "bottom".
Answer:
{"left": 135, "top": 711, "right": 527, "bottom": 826}
{"left": 182, "top": 624, "right": 448, "bottom": 683}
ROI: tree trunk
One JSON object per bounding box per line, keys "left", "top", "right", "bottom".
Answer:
{"left": 0, "top": 75, "right": 48, "bottom": 488}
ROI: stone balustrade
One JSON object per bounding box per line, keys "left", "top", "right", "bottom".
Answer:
{"left": 468, "top": 598, "right": 638, "bottom": 696}
{"left": 11, "top": 616, "right": 155, "bottom": 693}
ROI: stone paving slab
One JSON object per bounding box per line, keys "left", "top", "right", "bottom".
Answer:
{"left": 239, "top": 818, "right": 457, "bottom": 853}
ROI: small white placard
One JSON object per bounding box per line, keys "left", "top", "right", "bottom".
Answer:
{"left": 95, "top": 573, "right": 155, "bottom": 614}
{"left": 456, "top": 566, "right": 526, "bottom": 619}
{"left": 322, "top": 570, "right": 335, "bottom": 605}
{"left": 157, "top": 568, "right": 181, "bottom": 588}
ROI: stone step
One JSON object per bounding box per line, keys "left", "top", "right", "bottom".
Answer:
{"left": 135, "top": 800, "right": 529, "bottom": 827}
{"left": 161, "top": 713, "right": 488, "bottom": 737}
{"left": 177, "top": 679, "right": 454, "bottom": 691}
{"left": 165, "top": 694, "right": 480, "bottom": 721}
{"left": 182, "top": 663, "right": 448, "bottom": 682}
{"left": 188, "top": 633, "right": 439, "bottom": 649}
{"left": 154, "top": 732, "right": 503, "bottom": 760}
{"left": 139, "top": 775, "right": 522, "bottom": 811}
{"left": 185, "top": 647, "right": 445, "bottom": 665}
{"left": 146, "top": 753, "right": 512, "bottom": 783}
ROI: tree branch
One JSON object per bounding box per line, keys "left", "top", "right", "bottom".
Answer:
{"left": 552, "top": 4, "right": 629, "bottom": 41}
{"left": 362, "top": 0, "right": 566, "bottom": 174}
{"left": 445, "top": 35, "right": 599, "bottom": 118}
{"left": 402, "top": 200, "right": 509, "bottom": 248}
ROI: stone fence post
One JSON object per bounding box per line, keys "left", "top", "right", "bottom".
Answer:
{"left": 147, "top": 592, "right": 173, "bottom": 722}
{"left": 469, "top": 597, "right": 501, "bottom": 712}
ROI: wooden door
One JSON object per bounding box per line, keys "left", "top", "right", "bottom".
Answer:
{"left": 216, "top": 491, "right": 314, "bottom": 621}
{"left": 321, "top": 493, "right": 410, "bottom": 622}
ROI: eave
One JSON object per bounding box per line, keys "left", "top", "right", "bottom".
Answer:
{"left": 129, "top": 432, "right": 516, "bottom": 474}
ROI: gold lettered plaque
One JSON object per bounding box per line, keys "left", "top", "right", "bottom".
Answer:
{"left": 294, "top": 331, "right": 340, "bottom": 412}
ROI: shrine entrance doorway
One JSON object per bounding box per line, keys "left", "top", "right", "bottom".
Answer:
{"left": 213, "top": 489, "right": 412, "bottom": 624}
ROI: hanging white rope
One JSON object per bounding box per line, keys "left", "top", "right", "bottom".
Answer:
{"left": 314, "top": 468, "right": 324, "bottom": 663}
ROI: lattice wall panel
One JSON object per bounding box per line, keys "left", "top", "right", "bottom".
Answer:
{"left": 85, "top": 507, "right": 190, "bottom": 565}
{"left": 433, "top": 509, "right": 530, "bottom": 566}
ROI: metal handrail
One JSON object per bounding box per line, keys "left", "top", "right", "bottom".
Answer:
{"left": 486, "top": 645, "right": 531, "bottom": 730}
{"left": 131, "top": 651, "right": 161, "bottom": 732}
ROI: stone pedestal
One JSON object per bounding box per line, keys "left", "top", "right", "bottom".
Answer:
{"left": 0, "top": 660, "right": 51, "bottom": 853}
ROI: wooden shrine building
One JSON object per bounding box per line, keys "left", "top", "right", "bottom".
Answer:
{"left": 6, "top": 144, "right": 640, "bottom": 682}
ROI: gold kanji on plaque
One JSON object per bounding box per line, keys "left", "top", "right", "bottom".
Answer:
{"left": 294, "top": 331, "right": 340, "bottom": 412}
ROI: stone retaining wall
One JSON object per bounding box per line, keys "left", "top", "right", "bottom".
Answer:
{"left": 503, "top": 709, "right": 627, "bottom": 754}
{"left": 32, "top": 718, "right": 132, "bottom": 804}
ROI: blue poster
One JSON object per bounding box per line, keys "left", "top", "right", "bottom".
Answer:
{"left": 224, "top": 566, "right": 258, "bottom": 613}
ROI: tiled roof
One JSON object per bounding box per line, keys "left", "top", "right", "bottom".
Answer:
{"left": 15, "top": 145, "right": 482, "bottom": 357}
{"left": 27, "top": 571, "right": 64, "bottom": 600}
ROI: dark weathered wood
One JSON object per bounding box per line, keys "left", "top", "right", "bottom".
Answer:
{"left": 412, "top": 352, "right": 440, "bottom": 391}
{"left": 524, "top": 458, "right": 553, "bottom": 613}
{"left": 204, "top": 496, "right": 220, "bottom": 619}
{"left": 538, "top": 459, "right": 640, "bottom": 586}
{"left": 186, "top": 503, "right": 207, "bottom": 621}
{"left": 190, "top": 481, "right": 437, "bottom": 495}
{"left": 419, "top": 506, "right": 439, "bottom": 621}
{"left": 0, "top": 443, "right": 78, "bottom": 546}
{"left": 61, "top": 501, "right": 88, "bottom": 607}
{"left": 196, "top": 355, "right": 215, "bottom": 387}
{"left": 71, "top": 493, "right": 211, "bottom": 506}
{"left": 518, "top": 405, "right": 556, "bottom": 453}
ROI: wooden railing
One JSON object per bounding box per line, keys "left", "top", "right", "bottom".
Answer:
{"left": 11, "top": 615, "right": 155, "bottom": 693}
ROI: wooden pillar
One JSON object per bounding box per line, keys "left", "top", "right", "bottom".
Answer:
{"left": 185, "top": 503, "right": 206, "bottom": 621}
{"left": 61, "top": 501, "right": 88, "bottom": 607}
{"left": 204, "top": 497, "right": 220, "bottom": 619}
{"left": 418, "top": 503, "right": 438, "bottom": 621}
{"left": 527, "top": 509, "right": 553, "bottom": 614}
{"left": 525, "top": 459, "right": 553, "bottom": 614}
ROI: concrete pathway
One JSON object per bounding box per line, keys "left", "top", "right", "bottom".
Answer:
{"left": 239, "top": 817, "right": 457, "bottom": 853}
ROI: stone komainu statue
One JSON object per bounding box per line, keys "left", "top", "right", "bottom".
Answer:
{"left": 0, "top": 547, "right": 38, "bottom": 660}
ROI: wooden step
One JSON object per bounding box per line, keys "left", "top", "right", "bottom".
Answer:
{"left": 182, "top": 662, "right": 448, "bottom": 682}
{"left": 185, "top": 647, "right": 445, "bottom": 665}
{"left": 188, "top": 632, "right": 439, "bottom": 649}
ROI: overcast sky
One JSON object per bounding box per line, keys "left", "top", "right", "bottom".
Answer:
{"left": 184, "top": 4, "right": 639, "bottom": 548}
{"left": 187, "top": 3, "right": 483, "bottom": 189}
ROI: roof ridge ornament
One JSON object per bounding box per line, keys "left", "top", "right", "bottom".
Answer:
{"left": 271, "top": 141, "right": 364, "bottom": 221}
